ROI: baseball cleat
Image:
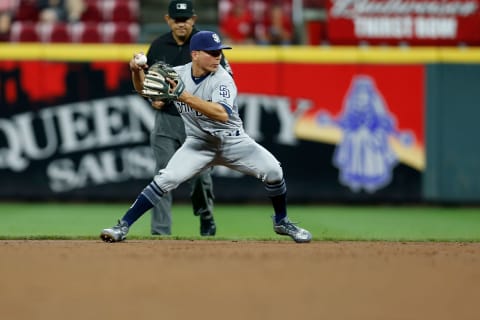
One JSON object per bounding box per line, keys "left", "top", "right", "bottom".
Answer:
{"left": 200, "top": 217, "right": 217, "bottom": 236}
{"left": 100, "top": 220, "right": 129, "bottom": 243}
{"left": 273, "top": 217, "right": 312, "bottom": 243}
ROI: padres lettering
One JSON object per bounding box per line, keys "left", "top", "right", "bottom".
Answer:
{"left": 175, "top": 101, "right": 200, "bottom": 116}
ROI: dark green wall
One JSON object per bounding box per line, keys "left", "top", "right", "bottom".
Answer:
{"left": 425, "top": 64, "right": 480, "bottom": 203}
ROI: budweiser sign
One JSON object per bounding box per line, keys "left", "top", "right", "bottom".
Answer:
{"left": 331, "top": 0, "right": 478, "bottom": 17}
{"left": 327, "top": 0, "right": 480, "bottom": 45}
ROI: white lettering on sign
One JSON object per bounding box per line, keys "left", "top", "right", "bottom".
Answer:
{"left": 353, "top": 16, "right": 458, "bottom": 39}
{"left": 414, "top": 17, "right": 457, "bottom": 38}
{"left": 1, "top": 93, "right": 313, "bottom": 187}
{"left": 47, "top": 147, "right": 156, "bottom": 192}
{"left": 332, "top": 0, "right": 477, "bottom": 41}
{"left": 0, "top": 95, "right": 154, "bottom": 172}
{"left": 331, "top": 0, "right": 478, "bottom": 18}
{"left": 354, "top": 16, "right": 413, "bottom": 38}
{"left": 237, "top": 94, "right": 312, "bottom": 146}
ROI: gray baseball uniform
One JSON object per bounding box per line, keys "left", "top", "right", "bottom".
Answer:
{"left": 100, "top": 30, "right": 312, "bottom": 244}
{"left": 147, "top": 62, "right": 286, "bottom": 199}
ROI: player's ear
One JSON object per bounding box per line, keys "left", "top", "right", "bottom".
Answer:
{"left": 164, "top": 14, "right": 170, "bottom": 24}
{"left": 191, "top": 15, "right": 197, "bottom": 24}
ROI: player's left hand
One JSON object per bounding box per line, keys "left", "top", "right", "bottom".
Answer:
{"left": 150, "top": 99, "right": 165, "bottom": 110}
{"left": 166, "top": 77, "right": 185, "bottom": 99}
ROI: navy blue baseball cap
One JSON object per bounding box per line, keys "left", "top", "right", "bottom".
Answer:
{"left": 168, "top": 0, "right": 195, "bottom": 18}
{"left": 190, "top": 31, "right": 232, "bottom": 51}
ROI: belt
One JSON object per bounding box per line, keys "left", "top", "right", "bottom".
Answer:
{"left": 226, "top": 130, "right": 240, "bottom": 136}
{"left": 211, "top": 129, "right": 241, "bottom": 137}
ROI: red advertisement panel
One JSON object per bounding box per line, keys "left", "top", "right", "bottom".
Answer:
{"left": 233, "top": 62, "right": 425, "bottom": 193}
{"left": 0, "top": 60, "right": 424, "bottom": 201}
{"left": 327, "top": 0, "right": 480, "bottom": 45}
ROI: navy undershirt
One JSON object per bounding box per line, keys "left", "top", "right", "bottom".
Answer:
{"left": 191, "top": 72, "right": 209, "bottom": 84}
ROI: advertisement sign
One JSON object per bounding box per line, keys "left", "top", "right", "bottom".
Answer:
{"left": 233, "top": 62, "right": 424, "bottom": 199}
{"left": 0, "top": 61, "right": 156, "bottom": 200}
{"left": 327, "top": 0, "right": 480, "bottom": 45}
{"left": 0, "top": 59, "right": 424, "bottom": 202}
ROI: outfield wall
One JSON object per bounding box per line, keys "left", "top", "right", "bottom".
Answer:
{"left": 0, "top": 44, "right": 479, "bottom": 203}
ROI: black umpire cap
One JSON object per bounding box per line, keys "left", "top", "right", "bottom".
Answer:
{"left": 168, "top": 0, "right": 195, "bottom": 18}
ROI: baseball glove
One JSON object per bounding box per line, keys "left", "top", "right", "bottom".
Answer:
{"left": 140, "top": 61, "right": 185, "bottom": 101}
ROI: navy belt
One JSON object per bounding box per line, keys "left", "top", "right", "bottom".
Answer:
{"left": 226, "top": 130, "right": 240, "bottom": 136}
{"left": 211, "top": 130, "right": 241, "bottom": 137}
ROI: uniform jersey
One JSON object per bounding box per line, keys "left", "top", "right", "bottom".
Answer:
{"left": 173, "top": 62, "right": 243, "bottom": 138}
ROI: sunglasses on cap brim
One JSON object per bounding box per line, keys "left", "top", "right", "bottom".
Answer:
{"left": 201, "top": 50, "right": 222, "bottom": 57}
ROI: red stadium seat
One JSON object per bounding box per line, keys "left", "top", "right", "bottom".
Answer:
{"left": 49, "top": 23, "right": 70, "bottom": 43}
{"left": 80, "top": 2, "right": 103, "bottom": 22}
{"left": 82, "top": 23, "right": 102, "bottom": 43}
{"left": 14, "top": 0, "right": 39, "bottom": 22}
{"left": 111, "top": 2, "right": 138, "bottom": 23}
{"left": 9, "top": 22, "right": 39, "bottom": 42}
{"left": 70, "top": 22, "right": 102, "bottom": 43}
{"left": 101, "top": 0, "right": 138, "bottom": 22}
{"left": 100, "top": 0, "right": 115, "bottom": 21}
{"left": 103, "top": 22, "right": 139, "bottom": 43}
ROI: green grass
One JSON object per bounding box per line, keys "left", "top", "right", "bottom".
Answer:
{"left": 0, "top": 202, "right": 479, "bottom": 241}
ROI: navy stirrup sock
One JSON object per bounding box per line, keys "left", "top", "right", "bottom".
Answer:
{"left": 270, "top": 192, "right": 287, "bottom": 224}
{"left": 122, "top": 181, "right": 165, "bottom": 226}
{"left": 265, "top": 180, "right": 288, "bottom": 224}
{"left": 122, "top": 194, "right": 154, "bottom": 226}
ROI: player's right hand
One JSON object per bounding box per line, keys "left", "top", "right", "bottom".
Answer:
{"left": 129, "top": 53, "right": 148, "bottom": 72}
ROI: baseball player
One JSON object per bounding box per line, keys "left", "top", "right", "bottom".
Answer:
{"left": 100, "top": 31, "right": 312, "bottom": 243}
{"left": 143, "top": 0, "right": 232, "bottom": 236}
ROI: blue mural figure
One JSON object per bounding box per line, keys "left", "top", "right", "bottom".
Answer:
{"left": 331, "top": 76, "right": 398, "bottom": 193}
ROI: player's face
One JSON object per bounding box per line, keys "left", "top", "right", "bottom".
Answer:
{"left": 166, "top": 15, "right": 196, "bottom": 43}
{"left": 192, "top": 50, "right": 223, "bottom": 75}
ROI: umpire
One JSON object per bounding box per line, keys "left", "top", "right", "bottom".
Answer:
{"left": 143, "top": 0, "right": 232, "bottom": 236}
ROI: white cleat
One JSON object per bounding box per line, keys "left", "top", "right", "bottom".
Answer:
{"left": 100, "top": 220, "right": 129, "bottom": 243}
{"left": 273, "top": 217, "right": 312, "bottom": 243}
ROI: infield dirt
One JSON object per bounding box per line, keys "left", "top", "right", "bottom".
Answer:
{"left": 1, "top": 240, "right": 479, "bottom": 320}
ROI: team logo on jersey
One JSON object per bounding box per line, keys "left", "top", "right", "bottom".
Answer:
{"left": 219, "top": 85, "right": 230, "bottom": 98}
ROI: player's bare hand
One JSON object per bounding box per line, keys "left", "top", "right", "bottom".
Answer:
{"left": 129, "top": 52, "right": 148, "bottom": 72}
{"left": 151, "top": 99, "right": 165, "bottom": 110}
